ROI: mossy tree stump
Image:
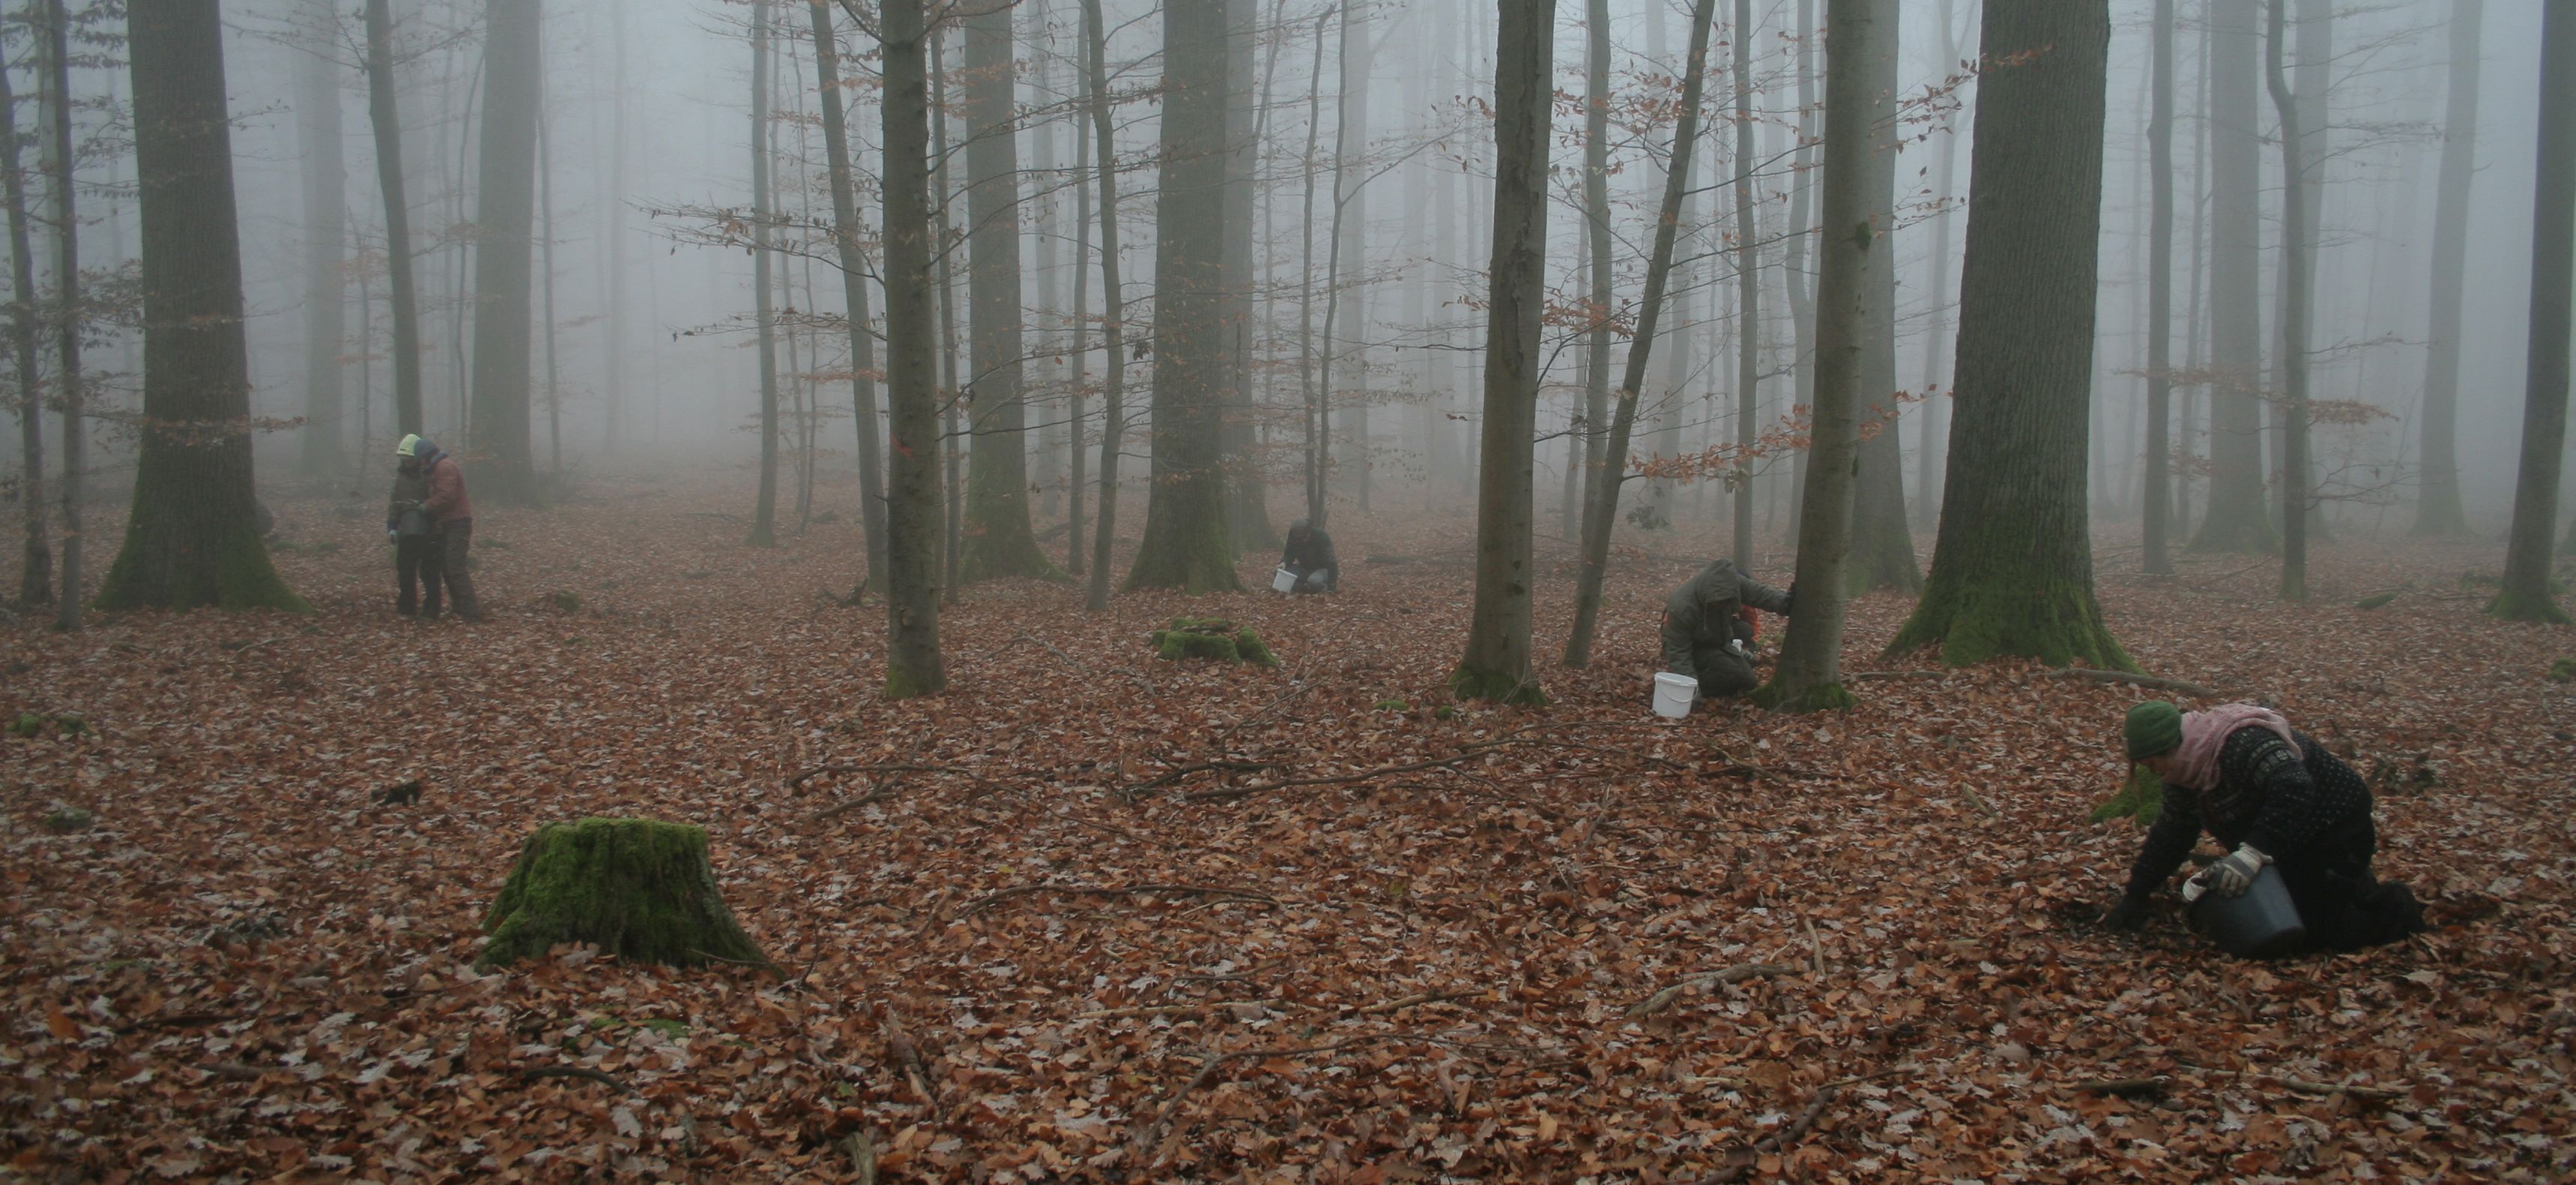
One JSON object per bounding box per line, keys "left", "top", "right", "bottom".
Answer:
{"left": 1150, "top": 617, "right": 1277, "bottom": 666}
{"left": 479, "top": 818, "right": 766, "bottom": 970}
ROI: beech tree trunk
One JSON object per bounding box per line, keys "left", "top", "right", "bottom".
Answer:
{"left": 2414, "top": 0, "right": 2483, "bottom": 537}
{"left": 808, "top": 0, "right": 888, "bottom": 585}
{"left": 749, "top": 0, "right": 781, "bottom": 548}
{"left": 1914, "top": 0, "right": 1963, "bottom": 530}
{"left": 2490, "top": 0, "right": 2575, "bottom": 625}
{"left": 468, "top": 0, "right": 542, "bottom": 506}
{"left": 1221, "top": 0, "right": 1275, "bottom": 552}
{"left": 1886, "top": 0, "right": 2126, "bottom": 670}
{"left": 1078, "top": 0, "right": 1130, "bottom": 610}
{"left": 1845, "top": 0, "right": 1917, "bottom": 595}
{"left": 958, "top": 0, "right": 1061, "bottom": 581}
{"left": 295, "top": 1, "right": 348, "bottom": 477}
{"left": 4, "top": 55, "right": 49, "bottom": 608}
{"left": 2267, "top": 0, "right": 2312, "bottom": 601}
{"left": 1125, "top": 0, "right": 1239, "bottom": 592}
{"left": 1452, "top": 0, "right": 1554, "bottom": 706}
{"left": 363, "top": 0, "right": 425, "bottom": 440}
{"left": 1729, "top": 0, "right": 1765, "bottom": 568}
{"left": 865, "top": 0, "right": 948, "bottom": 694}
{"left": 2144, "top": 0, "right": 2175, "bottom": 574}
{"left": 1577, "top": 0, "right": 1611, "bottom": 530}
{"left": 42, "top": 0, "right": 80, "bottom": 628}
{"left": 94, "top": 0, "right": 306, "bottom": 613}
{"left": 2189, "top": 0, "right": 2273, "bottom": 554}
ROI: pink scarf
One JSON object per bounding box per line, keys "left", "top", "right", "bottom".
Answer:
{"left": 2166, "top": 703, "right": 2297, "bottom": 790}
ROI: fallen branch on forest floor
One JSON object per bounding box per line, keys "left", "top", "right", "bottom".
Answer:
{"left": 958, "top": 882, "right": 1279, "bottom": 915}
{"left": 1129, "top": 1037, "right": 1396, "bottom": 1169}
{"left": 1688, "top": 1082, "right": 1840, "bottom": 1184}
{"left": 1624, "top": 963, "right": 1795, "bottom": 1019}
{"left": 1113, "top": 758, "right": 1284, "bottom": 801}
{"left": 1354, "top": 989, "right": 1483, "bottom": 1015}
{"left": 2045, "top": 669, "right": 2224, "bottom": 699}
{"left": 514, "top": 1065, "right": 638, "bottom": 1094}
{"left": 2265, "top": 1074, "right": 2407, "bottom": 1100}
{"left": 1007, "top": 633, "right": 1088, "bottom": 676}
{"left": 1215, "top": 682, "right": 1316, "bottom": 739}
{"left": 878, "top": 1010, "right": 938, "bottom": 1117}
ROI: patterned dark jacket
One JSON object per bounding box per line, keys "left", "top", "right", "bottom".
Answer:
{"left": 2124, "top": 727, "right": 2373, "bottom": 900}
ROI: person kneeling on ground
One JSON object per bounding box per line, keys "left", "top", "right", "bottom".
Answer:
{"left": 386, "top": 435, "right": 445, "bottom": 617}
{"left": 1659, "top": 559, "right": 1792, "bottom": 706}
{"left": 2107, "top": 700, "right": 2425, "bottom": 953}
{"left": 1281, "top": 519, "right": 1338, "bottom": 594}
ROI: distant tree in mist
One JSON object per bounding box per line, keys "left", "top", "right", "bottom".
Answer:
{"left": 2489, "top": 0, "right": 2574, "bottom": 625}
{"left": 467, "top": 0, "right": 542, "bottom": 505}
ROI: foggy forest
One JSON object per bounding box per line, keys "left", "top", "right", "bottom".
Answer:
{"left": 4, "top": 0, "right": 2575, "bottom": 1177}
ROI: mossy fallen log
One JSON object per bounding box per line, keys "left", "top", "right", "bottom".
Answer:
{"left": 478, "top": 818, "right": 766, "bottom": 970}
{"left": 1149, "top": 617, "right": 1277, "bottom": 667}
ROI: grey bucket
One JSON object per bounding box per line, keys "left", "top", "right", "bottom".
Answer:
{"left": 2189, "top": 864, "right": 2308, "bottom": 958}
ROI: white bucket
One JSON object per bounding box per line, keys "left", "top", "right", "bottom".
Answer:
{"left": 1651, "top": 672, "right": 1697, "bottom": 719}
{"left": 1272, "top": 566, "right": 1298, "bottom": 593}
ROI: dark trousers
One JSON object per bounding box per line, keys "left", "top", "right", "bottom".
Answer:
{"left": 437, "top": 518, "right": 483, "bottom": 621}
{"left": 396, "top": 534, "right": 445, "bottom": 616}
{"left": 2272, "top": 818, "right": 2423, "bottom": 952}
{"left": 1691, "top": 618, "right": 1762, "bottom": 698}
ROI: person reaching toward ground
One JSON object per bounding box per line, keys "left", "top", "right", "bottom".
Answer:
{"left": 2108, "top": 700, "right": 2424, "bottom": 952}
{"left": 1658, "top": 560, "right": 1792, "bottom": 707}
{"left": 1281, "top": 519, "right": 1338, "bottom": 594}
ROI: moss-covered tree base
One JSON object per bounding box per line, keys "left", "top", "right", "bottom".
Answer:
{"left": 479, "top": 818, "right": 766, "bottom": 970}
{"left": 1150, "top": 617, "right": 1276, "bottom": 666}
{"left": 1448, "top": 664, "right": 1547, "bottom": 706}
{"left": 93, "top": 522, "right": 312, "bottom": 613}
{"left": 1125, "top": 500, "right": 1241, "bottom": 594}
{"left": 1748, "top": 677, "right": 1858, "bottom": 714}
{"left": 960, "top": 517, "right": 1071, "bottom": 585}
{"left": 1888, "top": 575, "right": 2134, "bottom": 670}
{"left": 2486, "top": 585, "right": 2574, "bottom": 625}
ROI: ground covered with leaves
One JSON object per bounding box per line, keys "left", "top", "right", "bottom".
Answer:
{"left": 5, "top": 469, "right": 2574, "bottom": 1183}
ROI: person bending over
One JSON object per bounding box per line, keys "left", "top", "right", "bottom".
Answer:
{"left": 1659, "top": 559, "right": 1792, "bottom": 705}
{"left": 1281, "top": 519, "right": 1339, "bottom": 594}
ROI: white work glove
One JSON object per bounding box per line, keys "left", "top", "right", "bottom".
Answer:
{"left": 2197, "top": 843, "right": 2272, "bottom": 899}
{"left": 386, "top": 530, "right": 398, "bottom": 544}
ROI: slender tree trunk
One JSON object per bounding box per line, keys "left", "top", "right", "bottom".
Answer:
{"left": 93, "top": 0, "right": 307, "bottom": 613}
{"left": 4, "top": 55, "right": 50, "bottom": 608}
{"left": 1296, "top": 6, "right": 1329, "bottom": 527}
{"left": 1887, "top": 0, "right": 2126, "bottom": 670}
{"left": 1845, "top": 0, "right": 1917, "bottom": 595}
{"left": 1066, "top": 19, "right": 1092, "bottom": 576}
{"left": 1914, "top": 0, "right": 1962, "bottom": 530}
{"left": 1125, "top": 0, "right": 1239, "bottom": 592}
{"left": 861, "top": 0, "right": 946, "bottom": 692}
{"left": 2416, "top": 0, "right": 2483, "bottom": 537}
{"left": 468, "top": 0, "right": 542, "bottom": 506}
{"left": 1562, "top": 0, "right": 1719, "bottom": 669}
{"left": 295, "top": 2, "right": 348, "bottom": 478}
{"left": 809, "top": 0, "right": 889, "bottom": 587}
{"left": 363, "top": 0, "right": 424, "bottom": 440}
{"left": 1729, "top": 0, "right": 1766, "bottom": 568}
{"left": 2143, "top": 0, "right": 2174, "bottom": 575}
{"left": 1452, "top": 0, "right": 1554, "bottom": 705}
{"left": 958, "top": 0, "right": 1060, "bottom": 580}
{"left": 930, "top": 31, "right": 964, "bottom": 601}
{"left": 539, "top": 73, "right": 562, "bottom": 483}
{"left": 749, "top": 0, "right": 781, "bottom": 545}
{"left": 2189, "top": 0, "right": 2273, "bottom": 553}
{"left": 41, "top": 0, "right": 79, "bottom": 627}
{"left": 1221, "top": 0, "right": 1275, "bottom": 551}
{"left": 1079, "top": 0, "right": 1129, "bottom": 609}
{"left": 1577, "top": 0, "right": 1611, "bottom": 530}
{"left": 2489, "top": 0, "right": 2575, "bottom": 624}
{"left": 2267, "top": 0, "right": 2311, "bottom": 601}
{"left": 604, "top": 0, "right": 628, "bottom": 449}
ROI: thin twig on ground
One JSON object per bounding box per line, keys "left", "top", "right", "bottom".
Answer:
{"left": 1355, "top": 989, "right": 1482, "bottom": 1015}
{"left": 514, "top": 1065, "right": 637, "bottom": 1094}
{"left": 958, "top": 882, "right": 1279, "bottom": 915}
{"left": 1625, "top": 963, "right": 1794, "bottom": 1019}
{"left": 1689, "top": 1083, "right": 1840, "bottom": 1184}
{"left": 1009, "top": 633, "right": 1089, "bottom": 675}
{"left": 2045, "top": 669, "right": 2224, "bottom": 699}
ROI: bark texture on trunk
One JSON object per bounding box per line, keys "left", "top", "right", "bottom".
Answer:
{"left": 1845, "top": 0, "right": 1918, "bottom": 595}
{"left": 2414, "top": 0, "right": 2483, "bottom": 537}
{"left": 43, "top": 0, "right": 80, "bottom": 627}
{"left": 467, "top": 0, "right": 542, "bottom": 505}
{"left": 1452, "top": 0, "right": 1555, "bottom": 706}
{"left": 2490, "top": 0, "right": 2575, "bottom": 624}
{"left": 749, "top": 0, "right": 781, "bottom": 547}
{"left": 1125, "top": 0, "right": 1241, "bottom": 592}
{"left": 2189, "top": 0, "right": 2274, "bottom": 554}
{"left": 2267, "top": 0, "right": 2312, "bottom": 600}
{"left": 1887, "top": 0, "right": 2126, "bottom": 670}
{"left": 295, "top": 3, "right": 348, "bottom": 477}
{"left": 2144, "top": 0, "right": 2175, "bottom": 574}
{"left": 4, "top": 54, "right": 50, "bottom": 608}
{"left": 808, "top": 0, "right": 888, "bottom": 585}
{"left": 958, "top": 0, "right": 1062, "bottom": 581}
{"left": 868, "top": 0, "right": 948, "bottom": 693}
{"left": 94, "top": 0, "right": 307, "bottom": 613}
{"left": 1078, "top": 0, "right": 1129, "bottom": 610}
{"left": 364, "top": 0, "right": 425, "bottom": 439}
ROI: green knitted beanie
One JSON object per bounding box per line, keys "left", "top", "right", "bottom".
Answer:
{"left": 2124, "top": 700, "right": 2183, "bottom": 762}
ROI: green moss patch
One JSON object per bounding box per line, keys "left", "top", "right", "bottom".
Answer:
{"left": 1150, "top": 618, "right": 1278, "bottom": 667}
{"left": 2090, "top": 766, "right": 2165, "bottom": 826}
{"left": 2551, "top": 658, "right": 2576, "bottom": 684}
{"left": 479, "top": 818, "right": 767, "bottom": 971}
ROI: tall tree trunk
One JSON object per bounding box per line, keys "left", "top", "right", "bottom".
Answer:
{"left": 1078, "top": 0, "right": 1130, "bottom": 609}
{"left": 1756, "top": 0, "right": 1884, "bottom": 712}
{"left": 295, "top": 1, "right": 348, "bottom": 477}
{"left": 41, "top": 0, "right": 79, "bottom": 627}
{"left": 930, "top": 31, "right": 965, "bottom": 602}
{"left": 1452, "top": 0, "right": 1555, "bottom": 705}
{"left": 93, "top": 0, "right": 306, "bottom": 613}
{"left": 2267, "top": 0, "right": 2311, "bottom": 601}
{"left": 1729, "top": 0, "right": 1767, "bottom": 567}
{"left": 1221, "top": 0, "right": 1275, "bottom": 551}
{"left": 1562, "top": 0, "right": 1719, "bottom": 669}
{"left": 1296, "top": 6, "right": 1328, "bottom": 527}
{"left": 958, "top": 0, "right": 1060, "bottom": 581}
{"left": 2188, "top": 0, "right": 2273, "bottom": 553}
{"left": 749, "top": 0, "right": 781, "bottom": 547}
{"left": 1914, "top": 0, "right": 1962, "bottom": 530}
{"left": 1125, "top": 0, "right": 1239, "bottom": 592}
{"left": 1323, "top": 0, "right": 1371, "bottom": 521}
{"left": 1886, "top": 0, "right": 2126, "bottom": 670}
{"left": 2489, "top": 0, "right": 2575, "bottom": 624}
{"left": 808, "top": 0, "right": 888, "bottom": 586}
{"left": 1066, "top": 12, "right": 1093, "bottom": 576}
{"left": 2143, "top": 0, "right": 2175, "bottom": 575}
{"left": 363, "top": 0, "right": 424, "bottom": 440}
{"left": 1845, "top": 0, "right": 1917, "bottom": 595}
{"left": 2415, "top": 0, "right": 2483, "bottom": 537}
{"left": 4, "top": 54, "right": 51, "bottom": 608}
{"left": 604, "top": 0, "right": 628, "bottom": 449}
{"left": 1577, "top": 0, "right": 1611, "bottom": 533}
{"left": 468, "top": 0, "right": 542, "bottom": 506}
{"left": 859, "top": 0, "right": 946, "bottom": 691}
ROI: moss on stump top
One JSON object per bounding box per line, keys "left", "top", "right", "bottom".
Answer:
{"left": 1150, "top": 617, "right": 1278, "bottom": 667}
{"left": 479, "top": 817, "right": 766, "bottom": 971}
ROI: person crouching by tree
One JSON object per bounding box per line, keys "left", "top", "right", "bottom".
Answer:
{"left": 1281, "top": 519, "right": 1338, "bottom": 594}
{"left": 387, "top": 435, "right": 445, "bottom": 617}
{"left": 1658, "top": 560, "right": 1793, "bottom": 707}
{"left": 2108, "top": 701, "right": 2425, "bottom": 952}
{"left": 412, "top": 436, "right": 484, "bottom": 622}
